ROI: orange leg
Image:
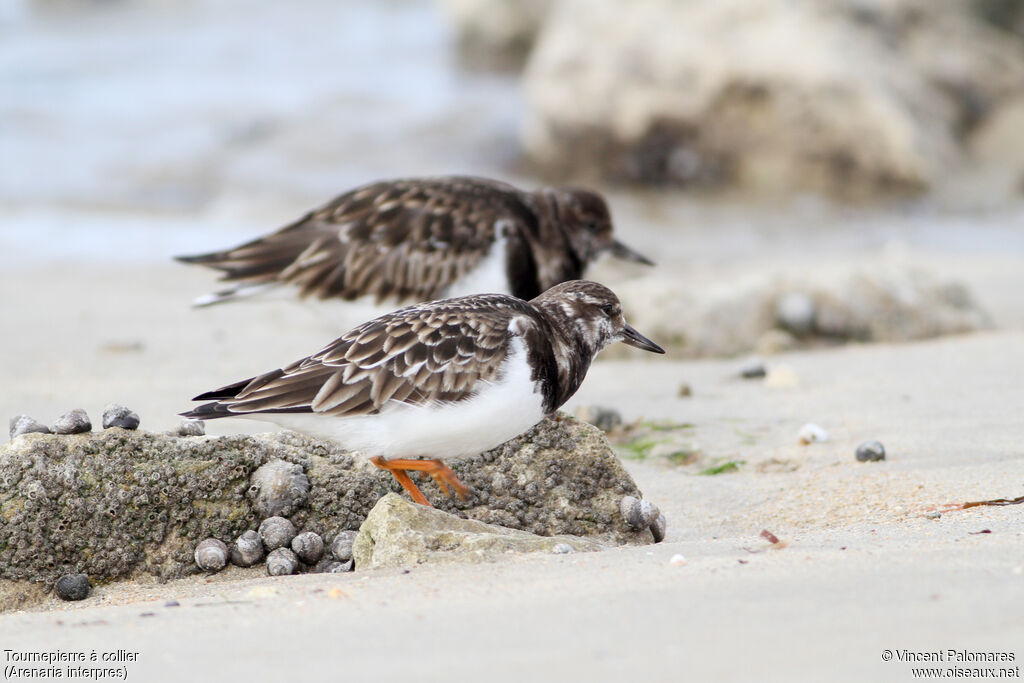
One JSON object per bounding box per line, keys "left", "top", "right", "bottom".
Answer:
{"left": 369, "top": 456, "right": 469, "bottom": 506}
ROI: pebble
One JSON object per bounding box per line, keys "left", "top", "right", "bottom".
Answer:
{"left": 194, "top": 538, "right": 229, "bottom": 572}
{"left": 9, "top": 415, "right": 50, "bottom": 439}
{"left": 855, "top": 440, "right": 886, "bottom": 462}
{"left": 677, "top": 383, "right": 693, "bottom": 398}
{"left": 258, "top": 516, "right": 297, "bottom": 551}
{"left": 330, "top": 530, "right": 358, "bottom": 563}
{"left": 775, "top": 292, "right": 816, "bottom": 336}
{"left": 101, "top": 404, "right": 140, "bottom": 430}
{"left": 573, "top": 405, "right": 622, "bottom": 433}
{"left": 51, "top": 409, "right": 92, "bottom": 435}
{"left": 291, "top": 531, "right": 325, "bottom": 565}
{"left": 229, "top": 530, "right": 265, "bottom": 568}
{"left": 164, "top": 600, "right": 180, "bottom": 607}
{"left": 924, "top": 510, "right": 942, "bottom": 520}
{"left": 739, "top": 356, "right": 767, "bottom": 379}
{"left": 55, "top": 573, "right": 91, "bottom": 601}
{"left": 764, "top": 366, "right": 800, "bottom": 389}
{"left": 551, "top": 543, "right": 574, "bottom": 554}
{"left": 669, "top": 553, "right": 687, "bottom": 566}
{"left": 798, "top": 423, "right": 829, "bottom": 444}
{"left": 266, "top": 548, "right": 299, "bottom": 576}
{"left": 650, "top": 512, "right": 667, "bottom": 543}
{"left": 176, "top": 418, "right": 205, "bottom": 437}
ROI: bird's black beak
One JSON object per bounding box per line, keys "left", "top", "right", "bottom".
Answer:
{"left": 620, "top": 323, "right": 665, "bottom": 354}
{"left": 608, "top": 239, "right": 655, "bottom": 266}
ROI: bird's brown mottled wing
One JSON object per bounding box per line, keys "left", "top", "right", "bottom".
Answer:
{"left": 198, "top": 294, "right": 536, "bottom": 418}
{"left": 177, "top": 177, "right": 530, "bottom": 303}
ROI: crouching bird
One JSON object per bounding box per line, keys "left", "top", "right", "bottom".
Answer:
{"left": 182, "top": 280, "right": 665, "bottom": 506}
{"left": 175, "top": 176, "right": 652, "bottom": 308}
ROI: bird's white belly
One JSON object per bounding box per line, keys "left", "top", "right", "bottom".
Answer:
{"left": 257, "top": 337, "right": 546, "bottom": 460}
{"left": 442, "top": 229, "right": 509, "bottom": 299}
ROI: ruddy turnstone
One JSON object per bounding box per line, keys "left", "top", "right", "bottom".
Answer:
{"left": 181, "top": 280, "right": 664, "bottom": 506}
{"left": 175, "top": 176, "right": 652, "bottom": 307}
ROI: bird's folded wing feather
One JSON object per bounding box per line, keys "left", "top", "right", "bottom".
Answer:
{"left": 218, "top": 295, "right": 531, "bottom": 417}
{"left": 201, "top": 179, "right": 524, "bottom": 302}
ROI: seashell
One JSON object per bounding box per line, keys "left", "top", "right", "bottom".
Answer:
{"left": 798, "top": 423, "right": 829, "bottom": 445}
{"left": 266, "top": 547, "right": 299, "bottom": 576}
{"left": 551, "top": 543, "right": 574, "bottom": 554}
{"left": 739, "top": 356, "right": 766, "bottom": 379}
{"left": 669, "top": 553, "right": 687, "bottom": 566}
{"left": 55, "top": 573, "right": 91, "bottom": 601}
{"left": 314, "top": 559, "right": 353, "bottom": 573}
{"left": 176, "top": 418, "right": 205, "bottom": 436}
{"left": 650, "top": 512, "right": 667, "bottom": 543}
{"left": 291, "top": 531, "right": 324, "bottom": 565}
{"left": 194, "top": 538, "right": 229, "bottom": 572}
{"left": 330, "top": 530, "right": 358, "bottom": 563}
{"left": 855, "top": 440, "right": 886, "bottom": 462}
{"left": 258, "top": 516, "right": 296, "bottom": 551}
{"left": 101, "top": 404, "right": 140, "bottom": 430}
{"left": 229, "top": 530, "right": 265, "bottom": 568}
{"left": 9, "top": 415, "right": 50, "bottom": 439}
{"left": 51, "top": 409, "right": 92, "bottom": 435}
{"left": 248, "top": 459, "right": 310, "bottom": 518}
{"left": 620, "top": 496, "right": 659, "bottom": 530}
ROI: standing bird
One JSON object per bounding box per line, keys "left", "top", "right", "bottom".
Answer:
{"left": 175, "top": 176, "right": 652, "bottom": 308}
{"left": 182, "top": 280, "right": 664, "bottom": 506}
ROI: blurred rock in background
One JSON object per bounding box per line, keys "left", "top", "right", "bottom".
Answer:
{"left": 511, "top": 0, "right": 1024, "bottom": 199}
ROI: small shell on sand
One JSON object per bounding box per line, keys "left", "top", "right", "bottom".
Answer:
{"left": 266, "top": 548, "right": 299, "bottom": 576}
{"left": 9, "top": 415, "right": 50, "bottom": 439}
{"left": 552, "top": 543, "right": 574, "bottom": 554}
{"left": 798, "top": 423, "right": 829, "bottom": 444}
{"left": 230, "top": 530, "right": 265, "bottom": 568}
{"left": 55, "top": 573, "right": 91, "bottom": 601}
{"left": 650, "top": 512, "right": 667, "bottom": 543}
{"left": 194, "top": 538, "right": 229, "bottom": 572}
{"left": 291, "top": 531, "right": 325, "bottom": 565}
{"left": 102, "top": 404, "right": 140, "bottom": 430}
{"left": 258, "top": 516, "right": 297, "bottom": 551}
{"left": 855, "top": 440, "right": 886, "bottom": 462}
{"left": 330, "top": 530, "right": 358, "bottom": 563}
{"left": 52, "top": 409, "right": 92, "bottom": 435}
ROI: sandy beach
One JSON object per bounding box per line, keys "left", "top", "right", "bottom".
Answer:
{"left": 3, "top": 1, "right": 1024, "bottom": 680}
{"left": 2, "top": 259, "right": 1023, "bottom": 682}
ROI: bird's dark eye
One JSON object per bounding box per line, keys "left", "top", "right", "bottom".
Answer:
{"left": 600, "top": 303, "right": 616, "bottom": 316}
{"left": 584, "top": 219, "right": 599, "bottom": 232}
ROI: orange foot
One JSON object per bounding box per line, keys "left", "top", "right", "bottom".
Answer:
{"left": 370, "top": 457, "right": 469, "bottom": 507}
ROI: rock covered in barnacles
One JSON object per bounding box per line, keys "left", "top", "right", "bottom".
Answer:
{"left": 9, "top": 416, "right": 50, "bottom": 439}
{"left": 330, "top": 530, "right": 358, "bottom": 563}
{"left": 291, "top": 531, "right": 324, "bottom": 565}
{"left": 194, "top": 538, "right": 229, "bottom": 572}
{"left": 266, "top": 547, "right": 299, "bottom": 576}
{"left": 51, "top": 409, "right": 91, "bottom": 435}
{"left": 102, "top": 404, "right": 140, "bottom": 430}
{"left": 258, "top": 516, "right": 297, "bottom": 551}
{"left": 248, "top": 459, "right": 310, "bottom": 518}
{"left": 229, "top": 530, "right": 265, "bottom": 568}
{"left": 55, "top": 573, "right": 91, "bottom": 601}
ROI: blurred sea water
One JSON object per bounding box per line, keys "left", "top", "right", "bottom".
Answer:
{"left": 1, "top": 0, "right": 1023, "bottom": 272}
{"left": 0, "top": 0, "right": 523, "bottom": 265}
